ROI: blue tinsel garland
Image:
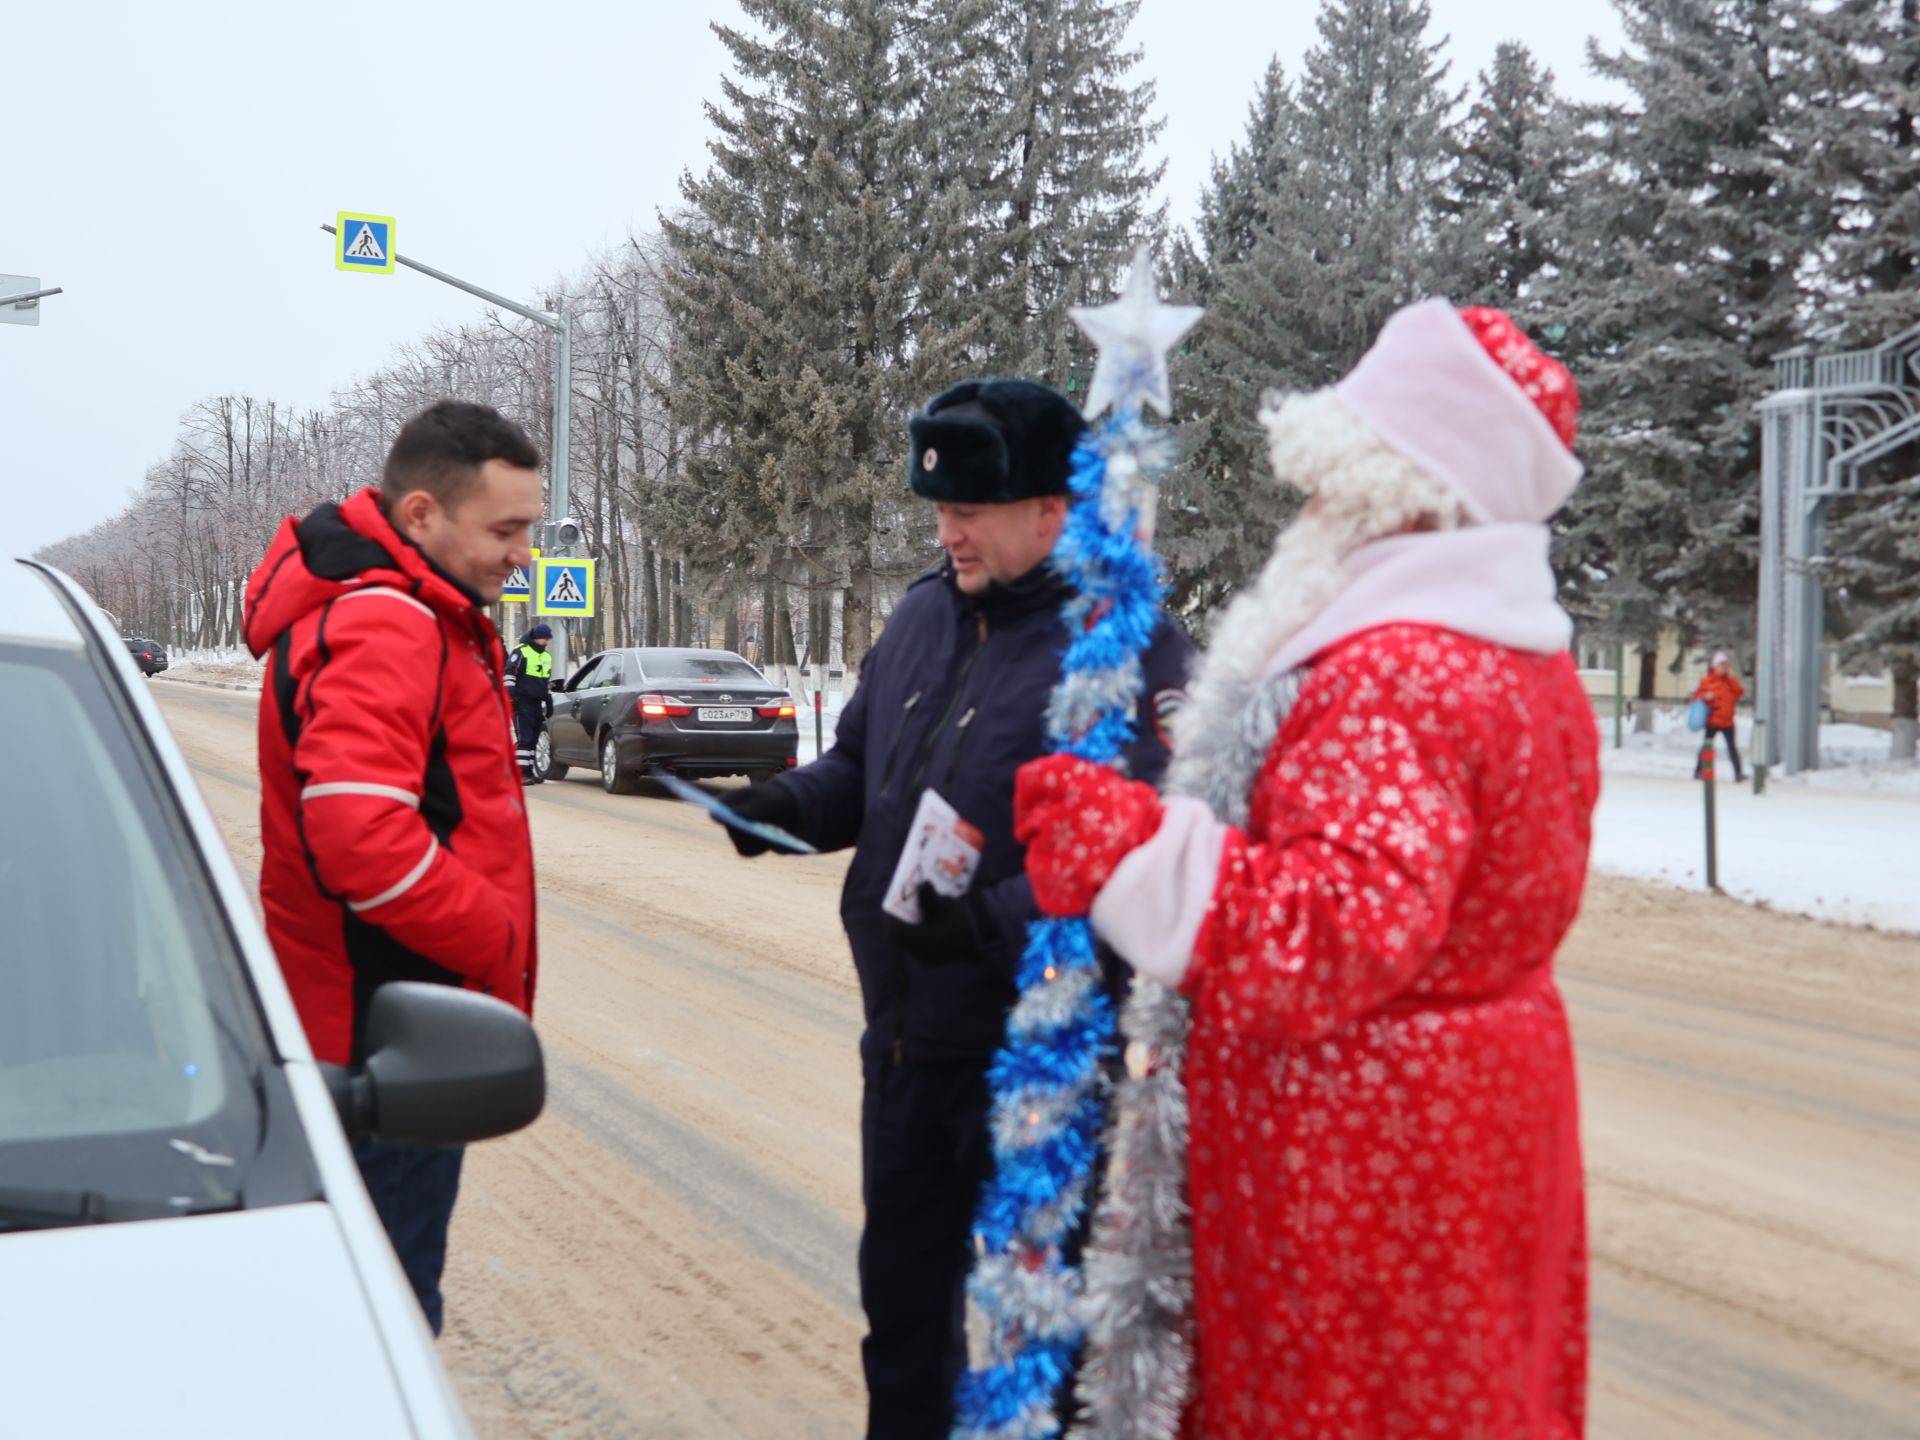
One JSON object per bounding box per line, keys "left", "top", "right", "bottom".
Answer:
{"left": 952, "top": 408, "right": 1173, "bottom": 1440}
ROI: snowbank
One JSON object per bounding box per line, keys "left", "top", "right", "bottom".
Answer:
{"left": 794, "top": 689, "right": 847, "bottom": 764}
{"left": 162, "top": 648, "right": 265, "bottom": 690}
{"left": 1590, "top": 771, "right": 1919, "bottom": 934}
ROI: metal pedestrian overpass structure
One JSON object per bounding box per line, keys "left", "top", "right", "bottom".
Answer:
{"left": 1756, "top": 325, "right": 1920, "bottom": 773}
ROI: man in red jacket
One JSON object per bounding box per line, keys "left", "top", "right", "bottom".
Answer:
{"left": 243, "top": 399, "right": 543, "bottom": 1335}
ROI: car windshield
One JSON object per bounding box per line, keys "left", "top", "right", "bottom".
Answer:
{"left": 645, "top": 655, "right": 763, "bottom": 684}
{"left": 0, "top": 637, "right": 266, "bottom": 1228}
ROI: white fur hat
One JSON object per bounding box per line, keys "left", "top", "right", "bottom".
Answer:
{"left": 1333, "top": 299, "right": 1583, "bottom": 525}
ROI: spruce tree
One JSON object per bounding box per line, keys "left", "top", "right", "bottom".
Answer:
{"left": 1799, "top": 0, "right": 1920, "bottom": 750}
{"left": 1245, "top": 0, "right": 1463, "bottom": 374}
{"left": 660, "top": 0, "right": 969, "bottom": 670}
{"left": 1162, "top": 0, "right": 1461, "bottom": 612}
{"left": 1445, "top": 42, "right": 1576, "bottom": 309}
{"left": 924, "top": 0, "right": 1167, "bottom": 385}
{"left": 1180, "top": 59, "right": 1298, "bottom": 289}
{"left": 1160, "top": 59, "right": 1304, "bottom": 612}
{"left": 1799, "top": 0, "right": 1920, "bottom": 345}
{"left": 1543, "top": 0, "right": 1821, "bottom": 677}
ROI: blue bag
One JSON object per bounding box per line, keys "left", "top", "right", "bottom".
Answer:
{"left": 1686, "top": 698, "right": 1710, "bottom": 733}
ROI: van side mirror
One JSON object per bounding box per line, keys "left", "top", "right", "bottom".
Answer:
{"left": 320, "top": 983, "right": 544, "bottom": 1146}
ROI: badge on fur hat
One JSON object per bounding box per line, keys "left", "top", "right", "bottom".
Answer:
{"left": 906, "top": 380, "right": 1086, "bottom": 504}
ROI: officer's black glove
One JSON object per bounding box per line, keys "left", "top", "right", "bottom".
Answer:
{"left": 726, "top": 780, "right": 802, "bottom": 858}
{"left": 543, "top": 696, "right": 553, "bottom": 719}
{"left": 885, "top": 883, "right": 1000, "bottom": 965}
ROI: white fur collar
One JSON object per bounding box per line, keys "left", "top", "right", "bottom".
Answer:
{"left": 1265, "top": 524, "right": 1570, "bottom": 678}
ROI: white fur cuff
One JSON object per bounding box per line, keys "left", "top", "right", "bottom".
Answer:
{"left": 1089, "top": 796, "right": 1229, "bottom": 988}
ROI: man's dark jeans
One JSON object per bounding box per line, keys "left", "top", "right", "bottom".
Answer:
{"left": 858, "top": 1033, "right": 993, "bottom": 1440}
{"left": 354, "top": 1137, "right": 466, "bottom": 1336}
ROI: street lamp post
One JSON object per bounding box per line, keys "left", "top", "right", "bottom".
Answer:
{"left": 0, "top": 286, "right": 63, "bottom": 308}
{"left": 1, "top": 276, "right": 64, "bottom": 327}
{"left": 320, "top": 224, "right": 575, "bottom": 676}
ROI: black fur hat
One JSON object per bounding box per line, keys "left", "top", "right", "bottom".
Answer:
{"left": 907, "top": 379, "right": 1087, "bottom": 503}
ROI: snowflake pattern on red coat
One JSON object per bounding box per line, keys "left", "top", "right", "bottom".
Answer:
{"left": 1458, "top": 307, "right": 1580, "bottom": 449}
{"left": 1178, "top": 625, "right": 1599, "bottom": 1440}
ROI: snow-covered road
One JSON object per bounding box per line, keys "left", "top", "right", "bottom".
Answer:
{"left": 152, "top": 678, "right": 1920, "bottom": 1440}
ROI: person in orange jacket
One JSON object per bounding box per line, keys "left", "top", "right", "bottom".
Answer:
{"left": 1693, "top": 650, "right": 1746, "bottom": 780}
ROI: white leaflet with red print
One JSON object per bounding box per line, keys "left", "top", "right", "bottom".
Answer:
{"left": 881, "top": 787, "right": 984, "bottom": 924}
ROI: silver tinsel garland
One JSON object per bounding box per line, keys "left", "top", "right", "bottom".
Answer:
{"left": 1067, "top": 667, "right": 1304, "bottom": 1440}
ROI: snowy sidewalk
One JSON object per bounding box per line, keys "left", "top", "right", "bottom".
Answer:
{"left": 1593, "top": 760, "right": 1920, "bottom": 935}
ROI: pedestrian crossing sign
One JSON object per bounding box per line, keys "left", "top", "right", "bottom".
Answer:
{"left": 502, "top": 547, "right": 539, "bottom": 603}
{"left": 535, "top": 557, "right": 595, "bottom": 617}
{"left": 336, "top": 212, "right": 396, "bottom": 274}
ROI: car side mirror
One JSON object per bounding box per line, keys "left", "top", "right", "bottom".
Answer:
{"left": 320, "top": 983, "right": 544, "bottom": 1146}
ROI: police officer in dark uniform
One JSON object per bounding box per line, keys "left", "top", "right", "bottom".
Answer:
{"left": 505, "top": 622, "right": 554, "bottom": 784}
{"left": 724, "top": 380, "right": 1192, "bottom": 1439}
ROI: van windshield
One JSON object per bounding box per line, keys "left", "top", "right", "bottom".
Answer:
{"left": 0, "top": 639, "right": 266, "bottom": 1229}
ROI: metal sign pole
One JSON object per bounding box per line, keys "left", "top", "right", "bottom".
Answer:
{"left": 1613, "top": 642, "right": 1625, "bottom": 749}
{"left": 1700, "top": 739, "right": 1720, "bottom": 891}
{"left": 320, "top": 222, "right": 576, "bottom": 672}
{"left": 551, "top": 305, "right": 573, "bottom": 680}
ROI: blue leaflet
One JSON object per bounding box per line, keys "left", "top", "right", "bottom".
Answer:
{"left": 952, "top": 409, "right": 1174, "bottom": 1439}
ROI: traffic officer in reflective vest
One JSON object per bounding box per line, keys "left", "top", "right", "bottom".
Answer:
{"left": 506, "top": 623, "right": 554, "bottom": 783}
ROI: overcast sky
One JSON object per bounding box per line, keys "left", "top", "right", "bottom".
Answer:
{"left": 2, "top": 0, "right": 1626, "bottom": 557}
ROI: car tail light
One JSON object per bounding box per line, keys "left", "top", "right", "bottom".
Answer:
{"left": 756, "top": 701, "right": 798, "bottom": 718}
{"left": 637, "top": 693, "right": 692, "bottom": 718}
{"left": 141, "top": 652, "right": 152, "bottom": 661}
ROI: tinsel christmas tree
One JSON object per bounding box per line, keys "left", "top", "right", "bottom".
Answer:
{"left": 952, "top": 251, "right": 1202, "bottom": 1440}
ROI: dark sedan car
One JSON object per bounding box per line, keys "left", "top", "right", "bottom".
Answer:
{"left": 123, "top": 637, "right": 168, "bottom": 676}
{"left": 545, "top": 647, "right": 799, "bottom": 794}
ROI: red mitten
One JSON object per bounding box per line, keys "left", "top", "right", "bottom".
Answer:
{"left": 1014, "top": 755, "right": 1165, "bottom": 917}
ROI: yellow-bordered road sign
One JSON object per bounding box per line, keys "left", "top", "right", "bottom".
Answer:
{"left": 502, "top": 547, "right": 539, "bottom": 603}
{"left": 535, "top": 557, "right": 595, "bottom": 617}
{"left": 336, "top": 212, "right": 396, "bottom": 274}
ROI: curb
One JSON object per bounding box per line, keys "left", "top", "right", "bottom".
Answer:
{"left": 152, "top": 672, "right": 263, "bottom": 695}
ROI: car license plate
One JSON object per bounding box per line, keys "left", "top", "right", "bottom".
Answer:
{"left": 699, "top": 707, "right": 752, "bottom": 723}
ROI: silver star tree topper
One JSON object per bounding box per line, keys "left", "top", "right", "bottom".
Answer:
{"left": 1069, "top": 247, "right": 1204, "bottom": 420}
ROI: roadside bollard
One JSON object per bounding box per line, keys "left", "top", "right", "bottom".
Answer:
{"left": 1700, "top": 738, "right": 1720, "bottom": 891}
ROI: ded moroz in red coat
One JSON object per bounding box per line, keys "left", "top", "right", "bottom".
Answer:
{"left": 1018, "top": 302, "right": 1599, "bottom": 1438}
{"left": 1190, "top": 624, "right": 1593, "bottom": 1437}
{"left": 243, "top": 487, "right": 536, "bottom": 1065}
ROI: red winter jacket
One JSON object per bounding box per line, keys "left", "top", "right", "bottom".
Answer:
{"left": 243, "top": 488, "right": 537, "bottom": 1065}
{"left": 1692, "top": 669, "right": 1745, "bottom": 730}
